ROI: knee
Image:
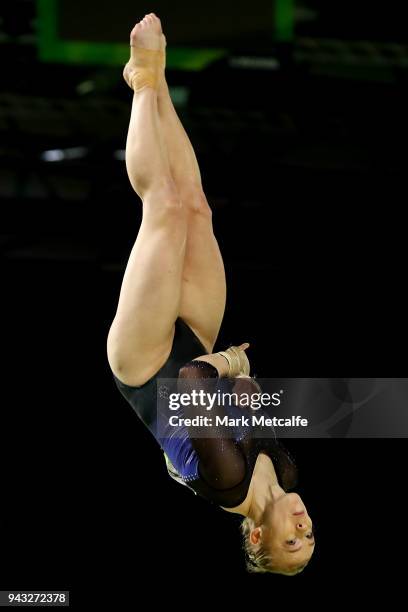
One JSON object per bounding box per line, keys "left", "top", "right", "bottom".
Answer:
{"left": 142, "top": 177, "right": 179, "bottom": 204}
{"left": 180, "top": 187, "right": 213, "bottom": 218}
{"left": 142, "top": 182, "right": 187, "bottom": 224}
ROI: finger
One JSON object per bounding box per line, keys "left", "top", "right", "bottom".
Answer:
{"left": 239, "top": 342, "right": 250, "bottom": 350}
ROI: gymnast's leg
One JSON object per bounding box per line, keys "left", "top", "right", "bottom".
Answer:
{"left": 107, "top": 14, "right": 187, "bottom": 386}
{"left": 157, "top": 35, "right": 227, "bottom": 353}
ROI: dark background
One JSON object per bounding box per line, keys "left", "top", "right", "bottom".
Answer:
{"left": 1, "top": 0, "right": 406, "bottom": 604}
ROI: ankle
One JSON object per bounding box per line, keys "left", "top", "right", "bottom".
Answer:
{"left": 124, "top": 47, "right": 164, "bottom": 93}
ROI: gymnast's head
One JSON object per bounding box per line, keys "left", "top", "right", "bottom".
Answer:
{"left": 241, "top": 492, "right": 315, "bottom": 575}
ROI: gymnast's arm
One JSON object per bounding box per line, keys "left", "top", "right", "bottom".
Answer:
{"left": 177, "top": 358, "right": 247, "bottom": 490}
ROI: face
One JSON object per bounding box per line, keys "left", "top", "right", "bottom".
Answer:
{"left": 258, "top": 492, "right": 315, "bottom": 573}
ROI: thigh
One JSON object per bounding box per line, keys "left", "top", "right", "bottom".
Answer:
{"left": 107, "top": 200, "right": 187, "bottom": 385}
{"left": 178, "top": 203, "right": 227, "bottom": 354}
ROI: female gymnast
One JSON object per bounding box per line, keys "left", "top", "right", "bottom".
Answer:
{"left": 106, "top": 13, "right": 315, "bottom": 575}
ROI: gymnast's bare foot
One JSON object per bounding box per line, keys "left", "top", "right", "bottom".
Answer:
{"left": 130, "top": 13, "right": 162, "bottom": 50}
{"left": 123, "top": 13, "right": 165, "bottom": 91}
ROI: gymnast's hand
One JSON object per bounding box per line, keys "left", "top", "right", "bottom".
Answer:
{"left": 218, "top": 342, "right": 251, "bottom": 377}
{"left": 190, "top": 342, "right": 251, "bottom": 378}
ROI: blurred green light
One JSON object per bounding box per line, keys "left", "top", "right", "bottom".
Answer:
{"left": 36, "top": 0, "right": 226, "bottom": 69}
{"left": 275, "top": 0, "right": 294, "bottom": 42}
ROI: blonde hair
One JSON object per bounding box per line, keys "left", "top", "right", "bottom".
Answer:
{"left": 241, "top": 518, "right": 307, "bottom": 576}
{"left": 241, "top": 517, "right": 274, "bottom": 573}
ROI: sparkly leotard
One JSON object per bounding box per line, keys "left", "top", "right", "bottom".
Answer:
{"left": 112, "top": 317, "right": 298, "bottom": 508}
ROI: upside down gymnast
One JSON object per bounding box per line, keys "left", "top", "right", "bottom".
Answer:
{"left": 106, "top": 13, "right": 315, "bottom": 575}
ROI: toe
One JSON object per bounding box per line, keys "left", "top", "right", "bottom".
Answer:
{"left": 130, "top": 25, "right": 139, "bottom": 42}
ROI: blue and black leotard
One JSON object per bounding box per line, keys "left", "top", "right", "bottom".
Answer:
{"left": 112, "top": 317, "right": 297, "bottom": 508}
